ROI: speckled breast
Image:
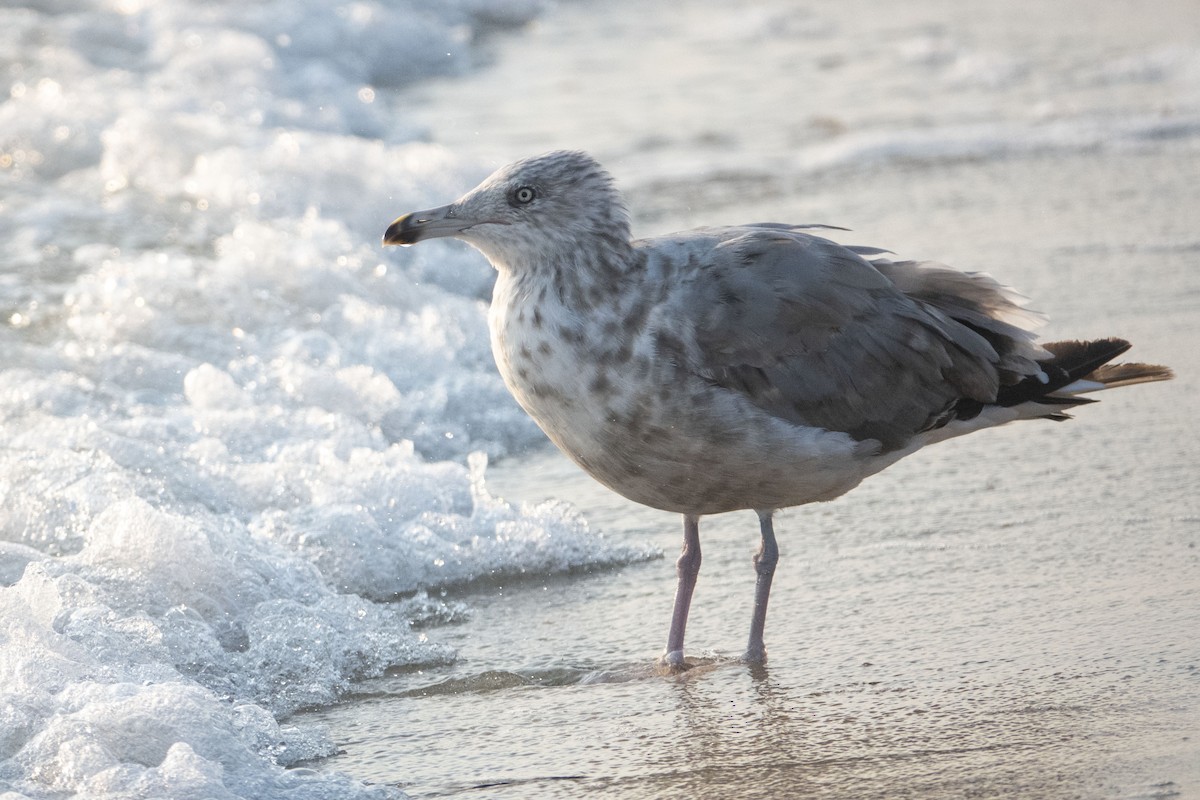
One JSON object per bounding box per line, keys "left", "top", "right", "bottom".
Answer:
{"left": 487, "top": 272, "right": 872, "bottom": 515}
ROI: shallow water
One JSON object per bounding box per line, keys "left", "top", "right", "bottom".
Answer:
{"left": 309, "top": 427, "right": 1200, "bottom": 799}
{"left": 3, "top": 0, "right": 1198, "bottom": 797}
{"left": 300, "top": 0, "right": 1200, "bottom": 797}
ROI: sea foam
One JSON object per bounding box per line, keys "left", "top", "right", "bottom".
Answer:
{"left": 0, "top": 1, "right": 652, "bottom": 798}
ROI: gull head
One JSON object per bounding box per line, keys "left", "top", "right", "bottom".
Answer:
{"left": 383, "top": 150, "right": 632, "bottom": 271}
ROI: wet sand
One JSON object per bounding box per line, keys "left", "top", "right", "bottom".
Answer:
{"left": 302, "top": 0, "right": 1200, "bottom": 796}
{"left": 302, "top": 149, "right": 1200, "bottom": 797}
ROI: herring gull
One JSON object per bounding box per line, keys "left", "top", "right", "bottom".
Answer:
{"left": 383, "top": 150, "right": 1172, "bottom": 667}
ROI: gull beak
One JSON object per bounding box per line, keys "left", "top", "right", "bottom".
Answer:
{"left": 382, "top": 204, "right": 468, "bottom": 246}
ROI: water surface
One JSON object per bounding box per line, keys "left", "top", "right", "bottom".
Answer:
{"left": 303, "top": 0, "right": 1199, "bottom": 796}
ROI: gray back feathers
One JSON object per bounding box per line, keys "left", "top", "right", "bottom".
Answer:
{"left": 640, "top": 225, "right": 1046, "bottom": 450}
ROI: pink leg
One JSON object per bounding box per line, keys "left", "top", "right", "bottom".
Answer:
{"left": 663, "top": 514, "right": 701, "bottom": 668}
{"left": 744, "top": 510, "right": 778, "bottom": 663}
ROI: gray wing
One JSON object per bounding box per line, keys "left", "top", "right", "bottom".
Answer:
{"left": 648, "top": 225, "right": 1046, "bottom": 451}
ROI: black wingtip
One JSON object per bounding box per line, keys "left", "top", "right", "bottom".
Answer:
{"left": 992, "top": 337, "right": 1170, "bottom": 411}
{"left": 1041, "top": 337, "right": 1132, "bottom": 383}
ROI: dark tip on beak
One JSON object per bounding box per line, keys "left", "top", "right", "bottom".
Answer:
{"left": 383, "top": 213, "right": 419, "bottom": 247}
{"left": 383, "top": 204, "right": 468, "bottom": 247}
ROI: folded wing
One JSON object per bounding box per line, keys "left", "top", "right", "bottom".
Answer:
{"left": 652, "top": 225, "right": 1048, "bottom": 451}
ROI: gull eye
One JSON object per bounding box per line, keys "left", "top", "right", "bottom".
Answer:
{"left": 511, "top": 186, "right": 537, "bottom": 206}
